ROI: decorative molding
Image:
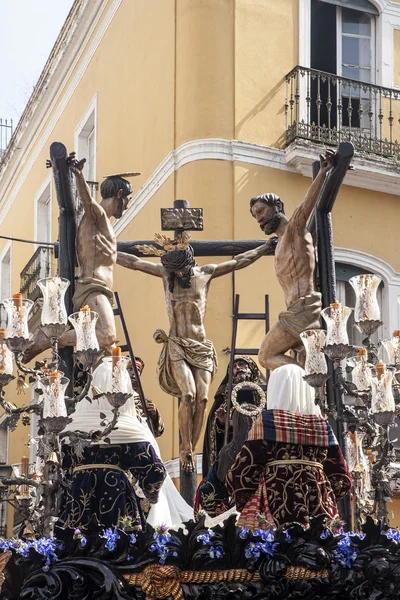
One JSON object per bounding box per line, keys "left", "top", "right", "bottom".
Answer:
{"left": 114, "top": 136, "right": 400, "bottom": 237}
{"left": 113, "top": 139, "right": 294, "bottom": 236}
{"left": 285, "top": 139, "right": 400, "bottom": 195}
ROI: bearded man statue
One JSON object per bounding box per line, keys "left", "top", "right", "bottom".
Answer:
{"left": 202, "top": 355, "right": 264, "bottom": 479}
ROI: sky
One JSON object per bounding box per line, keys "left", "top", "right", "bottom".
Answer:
{"left": 0, "top": 0, "right": 74, "bottom": 127}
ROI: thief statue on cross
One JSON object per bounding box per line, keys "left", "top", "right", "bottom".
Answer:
{"left": 117, "top": 222, "right": 275, "bottom": 473}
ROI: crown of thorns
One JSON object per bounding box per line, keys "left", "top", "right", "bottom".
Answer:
{"left": 136, "top": 232, "right": 191, "bottom": 257}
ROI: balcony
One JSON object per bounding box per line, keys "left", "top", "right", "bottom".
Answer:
{"left": 20, "top": 246, "right": 53, "bottom": 303}
{"left": 285, "top": 66, "right": 400, "bottom": 159}
{"left": 0, "top": 119, "right": 13, "bottom": 160}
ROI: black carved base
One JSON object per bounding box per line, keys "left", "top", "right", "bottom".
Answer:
{"left": 2, "top": 515, "right": 400, "bottom": 599}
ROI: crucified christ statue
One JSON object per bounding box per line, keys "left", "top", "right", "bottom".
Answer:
{"left": 24, "top": 156, "right": 139, "bottom": 362}
{"left": 249, "top": 149, "right": 334, "bottom": 371}
{"left": 117, "top": 234, "right": 274, "bottom": 473}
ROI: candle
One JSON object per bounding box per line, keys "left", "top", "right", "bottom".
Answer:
{"left": 79, "top": 305, "right": 92, "bottom": 335}
{"left": 20, "top": 456, "right": 29, "bottom": 497}
{"left": 111, "top": 345, "right": 121, "bottom": 369}
{"left": 21, "top": 456, "right": 29, "bottom": 477}
{"left": 352, "top": 346, "right": 371, "bottom": 391}
{"left": 376, "top": 362, "right": 385, "bottom": 380}
{"left": 12, "top": 293, "right": 23, "bottom": 308}
{"left": 12, "top": 293, "right": 23, "bottom": 336}
{"left": 111, "top": 346, "right": 122, "bottom": 392}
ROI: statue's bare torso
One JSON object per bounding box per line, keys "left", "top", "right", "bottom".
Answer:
{"left": 163, "top": 267, "right": 213, "bottom": 341}
{"left": 275, "top": 205, "right": 316, "bottom": 309}
{"left": 76, "top": 208, "right": 117, "bottom": 290}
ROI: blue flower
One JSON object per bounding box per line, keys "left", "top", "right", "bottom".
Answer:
{"left": 0, "top": 539, "right": 14, "bottom": 552}
{"left": 80, "top": 537, "right": 87, "bottom": 548}
{"left": 196, "top": 530, "right": 213, "bottom": 546}
{"left": 101, "top": 528, "right": 120, "bottom": 552}
{"left": 153, "top": 532, "right": 172, "bottom": 545}
{"left": 245, "top": 530, "right": 278, "bottom": 560}
{"left": 253, "top": 528, "right": 275, "bottom": 543}
{"left": 384, "top": 529, "right": 400, "bottom": 542}
{"left": 149, "top": 527, "right": 176, "bottom": 565}
{"left": 130, "top": 533, "right": 137, "bottom": 545}
{"left": 208, "top": 545, "right": 224, "bottom": 559}
{"left": 320, "top": 529, "right": 330, "bottom": 539}
{"left": 239, "top": 527, "right": 249, "bottom": 539}
{"left": 245, "top": 542, "right": 262, "bottom": 559}
{"left": 283, "top": 529, "right": 292, "bottom": 543}
{"left": 16, "top": 543, "right": 31, "bottom": 557}
{"left": 0, "top": 536, "right": 60, "bottom": 572}
{"left": 333, "top": 533, "right": 359, "bottom": 568}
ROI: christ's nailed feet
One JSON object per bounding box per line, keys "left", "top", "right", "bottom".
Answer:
{"left": 180, "top": 449, "right": 195, "bottom": 473}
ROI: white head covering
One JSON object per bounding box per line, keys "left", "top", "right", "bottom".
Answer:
{"left": 66, "top": 359, "right": 154, "bottom": 445}
{"left": 266, "top": 364, "right": 321, "bottom": 416}
{"left": 64, "top": 359, "right": 194, "bottom": 527}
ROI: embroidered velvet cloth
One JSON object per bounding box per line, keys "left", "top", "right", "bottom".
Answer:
{"left": 59, "top": 442, "right": 166, "bottom": 530}
{"left": 196, "top": 458, "right": 233, "bottom": 518}
{"left": 134, "top": 394, "right": 165, "bottom": 438}
{"left": 226, "top": 410, "right": 352, "bottom": 527}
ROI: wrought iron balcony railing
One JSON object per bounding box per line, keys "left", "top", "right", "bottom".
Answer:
{"left": 20, "top": 246, "right": 53, "bottom": 303}
{"left": 285, "top": 65, "right": 400, "bottom": 158}
{"left": 0, "top": 119, "right": 13, "bottom": 158}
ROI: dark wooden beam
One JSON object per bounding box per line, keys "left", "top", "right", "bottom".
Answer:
{"left": 312, "top": 141, "right": 354, "bottom": 529}
{"left": 49, "top": 142, "right": 76, "bottom": 387}
{"left": 117, "top": 239, "right": 273, "bottom": 257}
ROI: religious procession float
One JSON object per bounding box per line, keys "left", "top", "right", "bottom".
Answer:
{"left": 0, "top": 142, "right": 400, "bottom": 599}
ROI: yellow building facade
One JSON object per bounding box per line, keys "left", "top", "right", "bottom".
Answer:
{"left": 1, "top": 0, "right": 400, "bottom": 532}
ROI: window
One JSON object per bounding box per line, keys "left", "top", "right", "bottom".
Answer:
{"left": 340, "top": 8, "right": 374, "bottom": 129}
{"left": 311, "top": 0, "right": 377, "bottom": 129}
{"left": 75, "top": 97, "right": 97, "bottom": 221}
{"left": 75, "top": 98, "right": 97, "bottom": 190}
{"left": 0, "top": 244, "right": 11, "bottom": 327}
{"left": 35, "top": 182, "right": 51, "bottom": 246}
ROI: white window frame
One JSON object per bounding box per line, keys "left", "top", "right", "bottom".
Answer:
{"left": 0, "top": 241, "right": 12, "bottom": 322}
{"left": 74, "top": 94, "right": 98, "bottom": 191}
{"left": 34, "top": 174, "right": 52, "bottom": 249}
{"left": 298, "top": 0, "right": 390, "bottom": 85}
{"left": 336, "top": 6, "right": 376, "bottom": 83}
